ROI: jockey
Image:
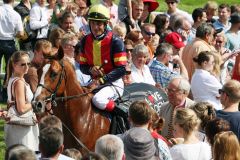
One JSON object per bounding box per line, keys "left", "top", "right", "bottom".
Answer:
{"left": 78, "top": 4, "right": 127, "bottom": 112}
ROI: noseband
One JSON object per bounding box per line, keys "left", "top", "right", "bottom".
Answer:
{"left": 33, "top": 60, "right": 65, "bottom": 112}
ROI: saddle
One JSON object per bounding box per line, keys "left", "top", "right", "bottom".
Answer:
{"left": 90, "top": 83, "right": 168, "bottom": 135}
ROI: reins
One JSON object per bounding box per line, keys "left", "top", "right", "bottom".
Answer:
{"left": 61, "top": 121, "right": 91, "bottom": 153}
{"left": 54, "top": 90, "right": 93, "bottom": 102}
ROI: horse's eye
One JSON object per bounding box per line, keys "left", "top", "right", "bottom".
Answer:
{"left": 50, "top": 71, "right": 58, "bottom": 80}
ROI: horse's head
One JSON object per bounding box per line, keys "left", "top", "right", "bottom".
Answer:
{"left": 32, "top": 60, "right": 66, "bottom": 113}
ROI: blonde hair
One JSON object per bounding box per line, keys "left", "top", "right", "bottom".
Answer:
{"left": 173, "top": 108, "right": 201, "bottom": 136}
{"left": 223, "top": 80, "right": 240, "bottom": 103}
{"left": 212, "top": 51, "right": 222, "bottom": 78}
{"left": 4, "top": 51, "right": 29, "bottom": 87}
{"left": 34, "top": 39, "right": 52, "bottom": 52}
{"left": 61, "top": 33, "right": 77, "bottom": 46}
{"left": 132, "top": 0, "right": 144, "bottom": 6}
{"left": 204, "top": 1, "right": 218, "bottom": 10}
{"left": 113, "top": 22, "right": 127, "bottom": 38}
{"left": 49, "top": 28, "right": 65, "bottom": 48}
{"left": 213, "top": 131, "right": 240, "bottom": 160}
{"left": 216, "top": 31, "right": 227, "bottom": 43}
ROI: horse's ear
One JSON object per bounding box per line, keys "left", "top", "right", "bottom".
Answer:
{"left": 56, "top": 47, "right": 64, "bottom": 60}
{"left": 51, "top": 60, "right": 61, "bottom": 73}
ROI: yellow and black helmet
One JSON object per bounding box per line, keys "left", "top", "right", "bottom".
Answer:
{"left": 88, "top": 4, "right": 110, "bottom": 22}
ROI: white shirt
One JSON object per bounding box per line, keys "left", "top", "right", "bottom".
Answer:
{"left": 0, "top": 4, "right": 23, "bottom": 40}
{"left": 36, "top": 153, "right": 74, "bottom": 160}
{"left": 100, "top": 0, "right": 119, "bottom": 28}
{"left": 166, "top": 8, "right": 193, "bottom": 24}
{"left": 131, "top": 63, "right": 156, "bottom": 86}
{"left": 30, "top": 3, "right": 49, "bottom": 39}
{"left": 191, "top": 69, "right": 222, "bottom": 110}
{"left": 170, "top": 142, "right": 212, "bottom": 160}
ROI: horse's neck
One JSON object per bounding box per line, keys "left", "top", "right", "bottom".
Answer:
{"left": 65, "top": 78, "right": 85, "bottom": 96}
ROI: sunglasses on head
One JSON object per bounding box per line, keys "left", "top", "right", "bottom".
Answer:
{"left": 143, "top": 30, "right": 155, "bottom": 37}
{"left": 20, "top": 62, "right": 31, "bottom": 67}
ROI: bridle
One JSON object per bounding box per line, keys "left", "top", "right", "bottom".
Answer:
{"left": 33, "top": 60, "right": 91, "bottom": 153}
{"left": 37, "top": 60, "right": 65, "bottom": 108}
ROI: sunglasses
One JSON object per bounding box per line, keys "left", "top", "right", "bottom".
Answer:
{"left": 216, "top": 41, "right": 223, "bottom": 44}
{"left": 79, "top": 6, "right": 87, "bottom": 9}
{"left": 143, "top": 30, "right": 155, "bottom": 36}
{"left": 125, "top": 70, "right": 131, "bottom": 75}
{"left": 166, "top": 2, "right": 176, "bottom": 4}
{"left": 218, "top": 89, "right": 228, "bottom": 95}
{"left": 20, "top": 62, "right": 31, "bottom": 67}
{"left": 126, "top": 49, "right": 133, "bottom": 53}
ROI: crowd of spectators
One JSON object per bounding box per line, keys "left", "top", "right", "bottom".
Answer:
{"left": 1, "top": 0, "right": 240, "bottom": 159}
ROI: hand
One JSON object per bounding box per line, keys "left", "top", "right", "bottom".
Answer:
{"left": 88, "top": 79, "right": 100, "bottom": 90}
{"left": 0, "top": 110, "right": 8, "bottom": 119}
{"left": 172, "top": 55, "right": 181, "bottom": 64}
{"left": 48, "top": 17, "right": 52, "bottom": 24}
{"left": 90, "top": 66, "right": 104, "bottom": 78}
{"left": 168, "top": 138, "right": 184, "bottom": 147}
{"left": 155, "top": 83, "right": 162, "bottom": 89}
{"left": 230, "top": 49, "right": 240, "bottom": 58}
{"left": 177, "top": 28, "right": 188, "bottom": 41}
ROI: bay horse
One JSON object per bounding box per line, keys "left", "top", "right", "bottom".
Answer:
{"left": 33, "top": 59, "right": 110, "bottom": 152}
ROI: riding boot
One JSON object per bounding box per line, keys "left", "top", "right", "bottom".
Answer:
{"left": 113, "top": 104, "right": 128, "bottom": 119}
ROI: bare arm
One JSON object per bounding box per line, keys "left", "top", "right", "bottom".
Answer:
{"left": 173, "top": 55, "right": 189, "bottom": 80}
{"left": 14, "top": 80, "right": 32, "bottom": 114}
{"left": 127, "top": 0, "right": 132, "bottom": 19}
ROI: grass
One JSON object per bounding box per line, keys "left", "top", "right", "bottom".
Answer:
{"left": 156, "top": 0, "right": 240, "bottom": 14}
{"left": 103, "top": 0, "right": 240, "bottom": 14}
{"left": 0, "top": 103, "right": 6, "bottom": 160}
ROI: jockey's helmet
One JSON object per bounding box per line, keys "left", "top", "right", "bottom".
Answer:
{"left": 88, "top": 4, "right": 110, "bottom": 22}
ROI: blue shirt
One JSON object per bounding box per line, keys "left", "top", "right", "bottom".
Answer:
{"left": 149, "top": 60, "right": 178, "bottom": 88}
{"left": 216, "top": 110, "right": 240, "bottom": 139}
{"left": 75, "top": 62, "right": 91, "bottom": 86}
{"left": 225, "top": 30, "right": 240, "bottom": 51}
{"left": 213, "top": 19, "right": 231, "bottom": 32}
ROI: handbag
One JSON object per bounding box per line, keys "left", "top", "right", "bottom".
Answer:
{"left": 6, "top": 78, "right": 38, "bottom": 126}
{"left": 6, "top": 106, "right": 37, "bottom": 126}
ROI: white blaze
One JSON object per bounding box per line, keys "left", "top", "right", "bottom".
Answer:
{"left": 33, "top": 64, "right": 51, "bottom": 100}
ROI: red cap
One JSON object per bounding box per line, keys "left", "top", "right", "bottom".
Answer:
{"left": 165, "top": 32, "right": 185, "bottom": 49}
{"left": 143, "top": 0, "right": 159, "bottom": 12}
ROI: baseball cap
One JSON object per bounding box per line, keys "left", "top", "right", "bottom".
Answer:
{"left": 165, "top": 32, "right": 185, "bottom": 49}
{"left": 143, "top": 0, "right": 159, "bottom": 12}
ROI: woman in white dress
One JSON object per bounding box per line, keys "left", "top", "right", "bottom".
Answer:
{"left": 170, "top": 108, "right": 212, "bottom": 160}
{"left": 4, "top": 51, "right": 39, "bottom": 151}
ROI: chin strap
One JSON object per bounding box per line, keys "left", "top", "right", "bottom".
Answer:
{"left": 90, "top": 25, "right": 108, "bottom": 40}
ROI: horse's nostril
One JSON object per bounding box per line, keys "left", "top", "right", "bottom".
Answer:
{"left": 32, "top": 101, "right": 45, "bottom": 113}
{"left": 37, "top": 102, "right": 42, "bottom": 110}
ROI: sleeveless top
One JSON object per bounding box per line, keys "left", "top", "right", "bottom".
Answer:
{"left": 7, "top": 77, "right": 33, "bottom": 104}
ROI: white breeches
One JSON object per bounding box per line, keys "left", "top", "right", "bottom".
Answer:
{"left": 92, "top": 79, "right": 124, "bottom": 110}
